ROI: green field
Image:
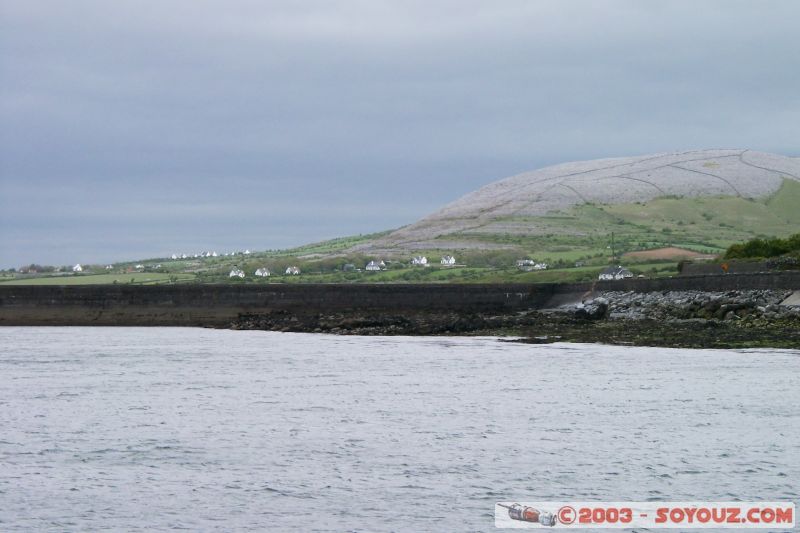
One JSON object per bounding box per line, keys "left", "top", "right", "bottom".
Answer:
{"left": 0, "top": 272, "right": 196, "bottom": 285}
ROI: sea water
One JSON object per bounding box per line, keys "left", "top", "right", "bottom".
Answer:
{"left": 0, "top": 327, "right": 798, "bottom": 531}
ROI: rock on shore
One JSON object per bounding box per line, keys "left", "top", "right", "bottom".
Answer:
{"left": 563, "top": 289, "right": 799, "bottom": 322}
{"left": 229, "top": 289, "right": 800, "bottom": 348}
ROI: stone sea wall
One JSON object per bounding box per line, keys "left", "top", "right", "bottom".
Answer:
{"left": 0, "top": 283, "right": 550, "bottom": 327}
{"left": 0, "top": 271, "right": 798, "bottom": 329}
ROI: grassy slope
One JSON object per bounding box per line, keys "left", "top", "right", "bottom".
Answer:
{"left": 447, "top": 178, "right": 800, "bottom": 262}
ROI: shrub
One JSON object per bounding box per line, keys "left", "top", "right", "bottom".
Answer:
{"left": 724, "top": 233, "right": 800, "bottom": 259}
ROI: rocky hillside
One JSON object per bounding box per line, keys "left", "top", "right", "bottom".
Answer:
{"left": 356, "top": 149, "right": 800, "bottom": 255}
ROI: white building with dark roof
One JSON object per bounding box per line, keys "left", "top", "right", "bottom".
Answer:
{"left": 365, "top": 260, "right": 385, "bottom": 271}
{"left": 598, "top": 265, "right": 633, "bottom": 280}
{"left": 254, "top": 268, "right": 271, "bottom": 277}
{"left": 517, "top": 259, "right": 548, "bottom": 271}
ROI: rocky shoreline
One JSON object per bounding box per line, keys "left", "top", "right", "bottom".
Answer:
{"left": 230, "top": 289, "right": 800, "bottom": 349}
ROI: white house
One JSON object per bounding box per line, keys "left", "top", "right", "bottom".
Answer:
{"left": 411, "top": 256, "right": 428, "bottom": 266}
{"left": 229, "top": 268, "right": 245, "bottom": 278}
{"left": 105, "top": 265, "right": 113, "bottom": 270}
{"left": 244, "top": 249, "right": 251, "bottom": 255}
{"left": 254, "top": 267, "right": 271, "bottom": 277}
{"left": 171, "top": 254, "right": 178, "bottom": 260}
{"left": 517, "top": 259, "right": 548, "bottom": 271}
{"left": 598, "top": 265, "right": 633, "bottom": 281}
{"left": 365, "top": 260, "right": 385, "bottom": 271}
{"left": 72, "top": 264, "right": 83, "bottom": 272}
{"left": 135, "top": 264, "right": 145, "bottom": 270}
{"left": 441, "top": 255, "right": 456, "bottom": 266}
{"left": 285, "top": 266, "right": 301, "bottom": 275}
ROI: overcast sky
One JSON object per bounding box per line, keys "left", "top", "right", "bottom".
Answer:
{"left": 1, "top": 1, "right": 798, "bottom": 267}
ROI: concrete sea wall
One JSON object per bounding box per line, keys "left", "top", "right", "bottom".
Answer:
{"left": 1, "top": 272, "right": 799, "bottom": 327}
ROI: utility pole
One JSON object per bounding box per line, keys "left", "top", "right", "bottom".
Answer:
{"left": 611, "top": 232, "right": 616, "bottom": 263}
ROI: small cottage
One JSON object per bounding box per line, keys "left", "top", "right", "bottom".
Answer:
{"left": 285, "top": 266, "right": 301, "bottom": 275}
{"left": 254, "top": 268, "right": 271, "bottom": 277}
{"left": 229, "top": 268, "right": 245, "bottom": 278}
{"left": 72, "top": 264, "right": 83, "bottom": 272}
{"left": 411, "top": 256, "right": 428, "bottom": 266}
{"left": 365, "top": 260, "right": 385, "bottom": 271}
{"left": 441, "top": 255, "right": 456, "bottom": 266}
{"left": 517, "top": 259, "right": 548, "bottom": 271}
{"left": 598, "top": 265, "right": 633, "bottom": 281}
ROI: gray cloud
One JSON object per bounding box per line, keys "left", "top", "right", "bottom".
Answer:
{"left": 1, "top": 0, "right": 799, "bottom": 266}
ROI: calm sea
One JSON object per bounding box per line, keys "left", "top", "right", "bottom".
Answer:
{"left": 0, "top": 327, "right": 798, "bottom": 531}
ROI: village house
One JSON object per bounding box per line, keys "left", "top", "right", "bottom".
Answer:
{"left": 598, "top": 265, "right": 633, "bottom": 281}
{"left": 229, "top": 268, "right": 245, "bottom": 278}
{"left": 285, "top": 266, "right": 301, "bottom": 275}
{"left": 516, "top": 259, "right": 548, "bottom": 271}
{"left": 411, "top": 256, "right": 428, "bottom": 266}
{"left": 244, "top": 249, "right": 251, "bottom": 255}
{"left": 105, "top": 265, "right": 113, "bottom": 270}
{"left": 254, "top": 268, "right": 271, "bottom": 277}
{"left": 365, "top": 260, "right": 386, "bottom": 271}
{"left": 441, "top": 255, "right": 456, "bottom": 266}
{"left": 72, "top": 264, "right": 83, "bottom": 272}
{"left": 171, "top": 254, "right": 178, "bottom": 260}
